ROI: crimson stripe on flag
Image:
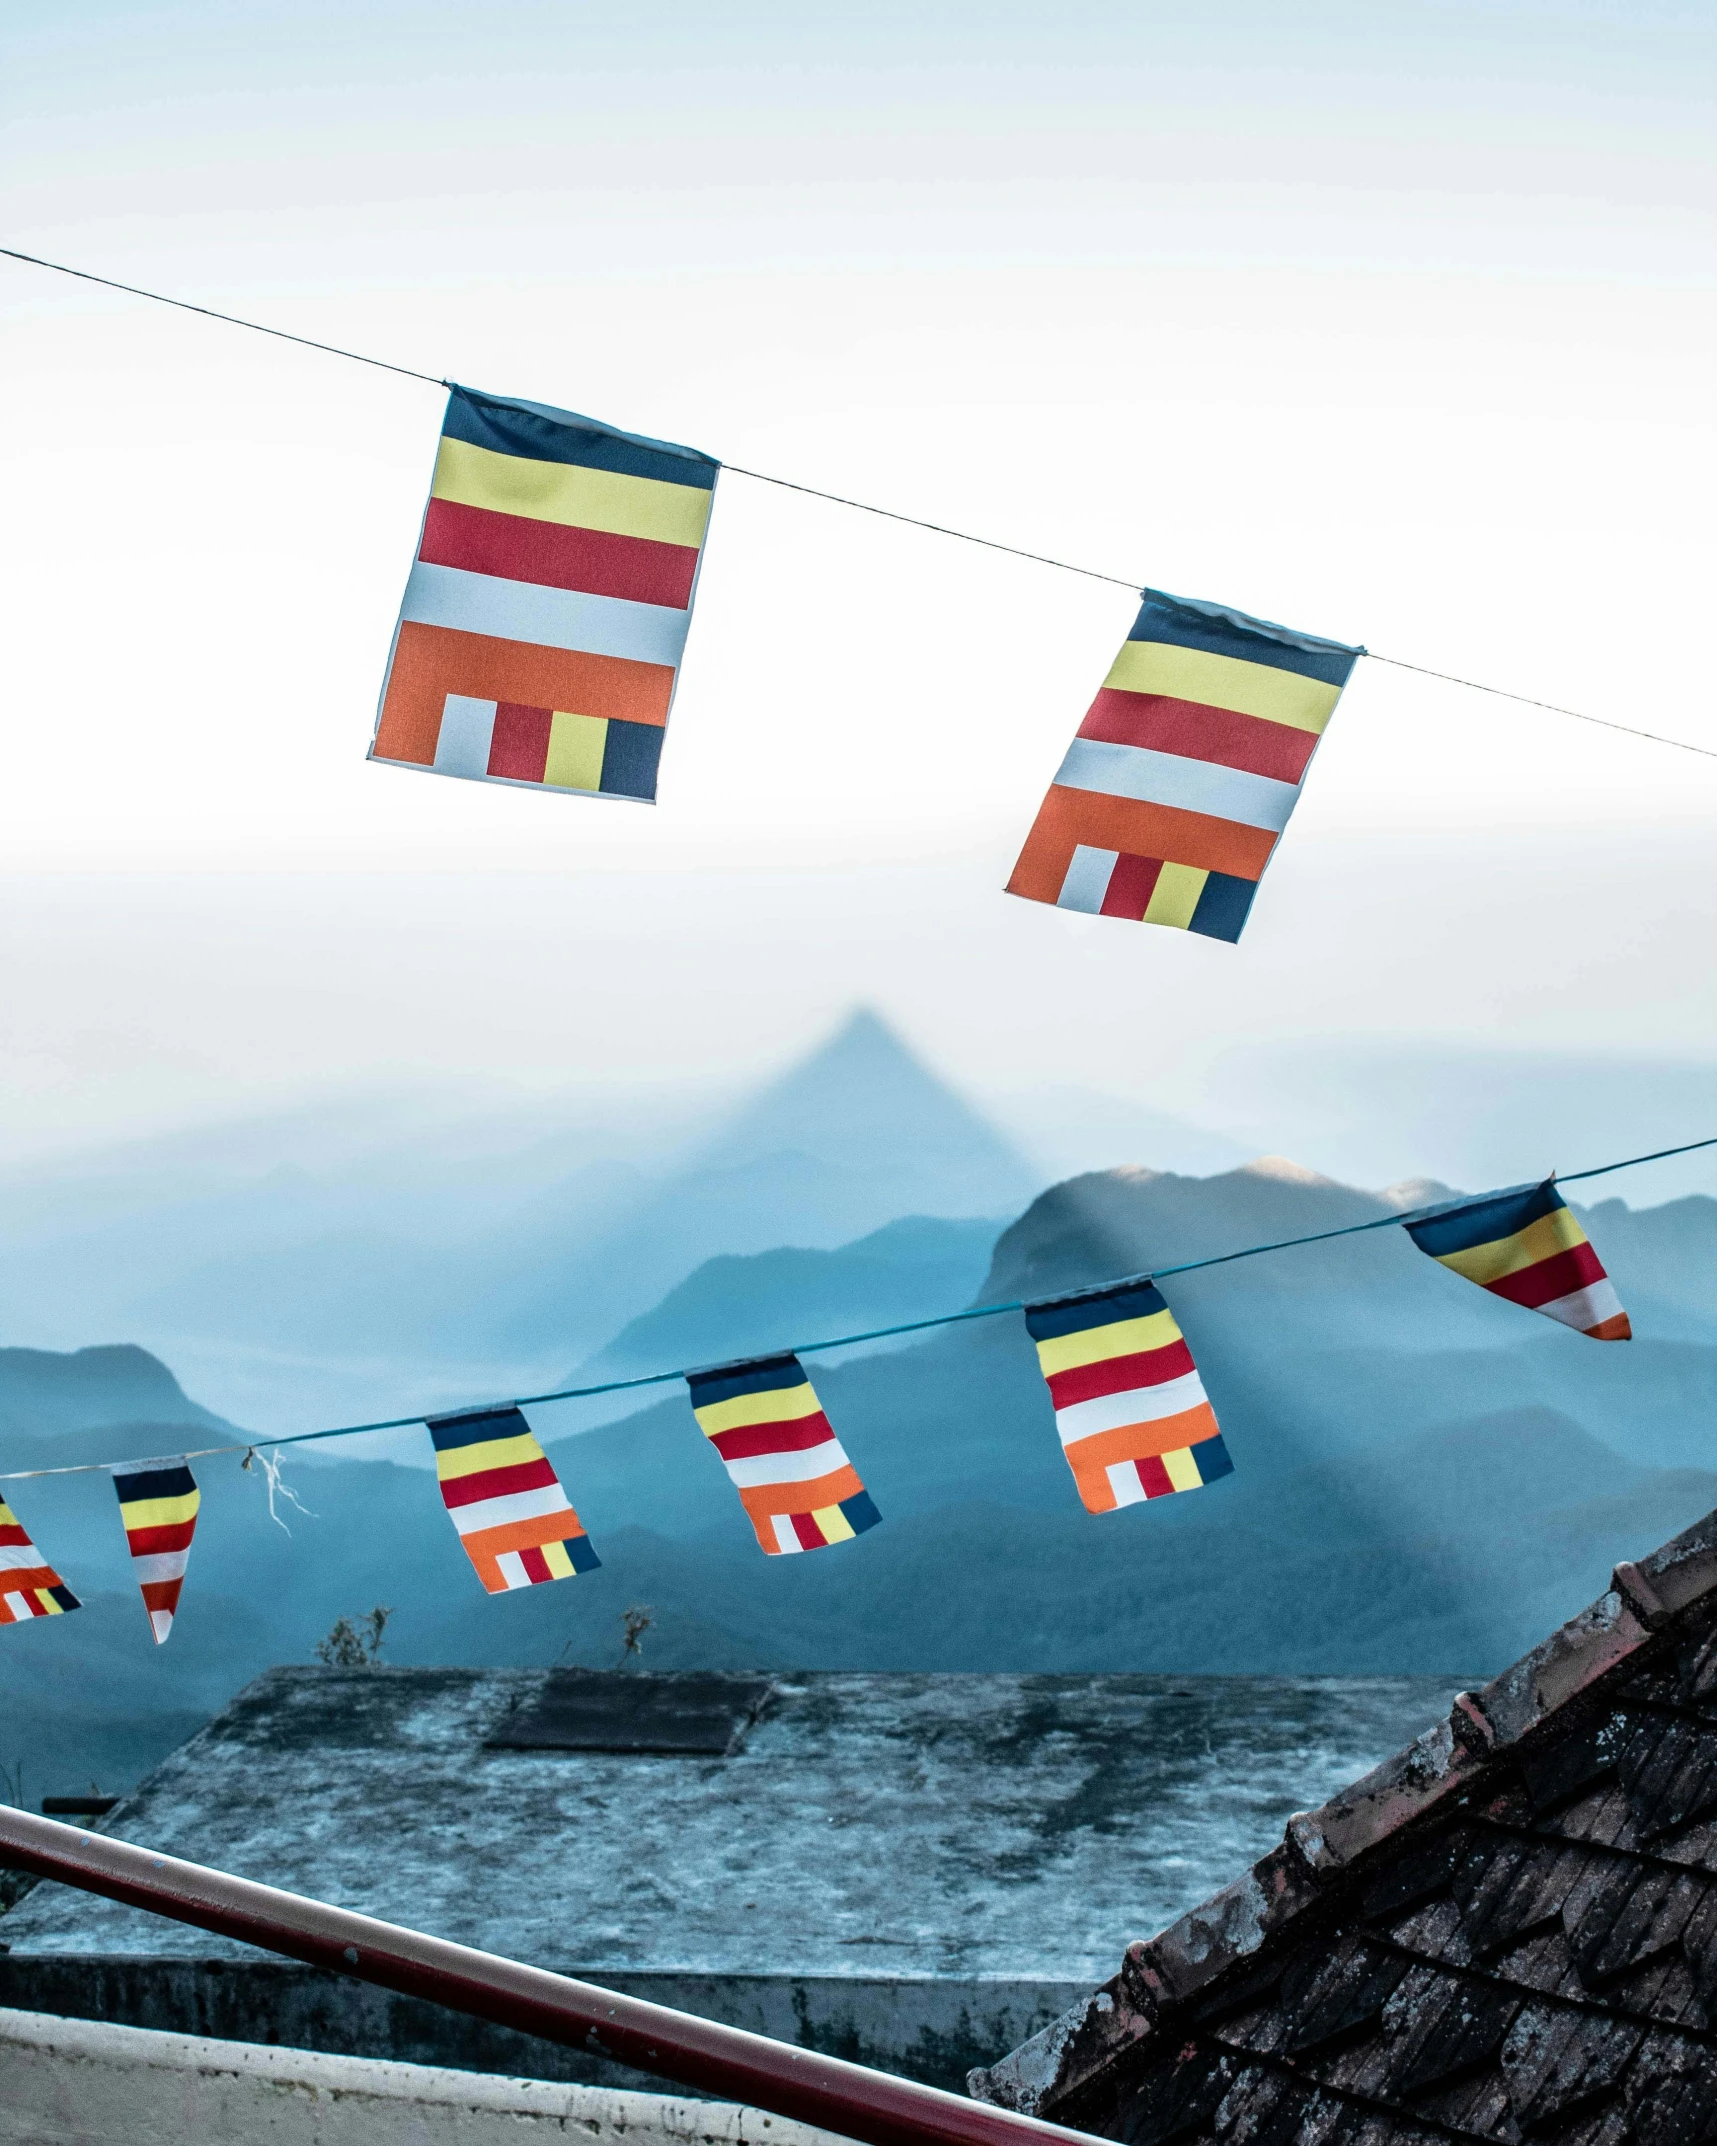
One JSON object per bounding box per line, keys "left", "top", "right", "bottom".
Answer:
{"left": 1486, "top": 1240, "right": 1607, "bottom": 1310}
{"left": 1046, "top": 1340, "right": 1196, "bottom": 1410}
{"left": 708, "top": 1413, "right": 835, "bottom": 1461}
{"left": 1100, "top": 854, "right": 1163, "bottom": 920}
{"left": 1077, "top": 689, "right": 1320, "bottom": 784}
{"left": 419, "top": 498, "right": 700, "bottom": 610}
{"left": 125, "top": 1521, "right": 196, "bottom": 1557}
{"left": 439, "top": 1457, "right": 559, "bottom": 1508}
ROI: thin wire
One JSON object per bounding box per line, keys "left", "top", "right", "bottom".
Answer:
{"left": 1364, "top": 652, "right": 1717, "bottom": 764}
{"left": 1, "top": 1132, "right": 1708, "bottom": 1486}
{"left": 6, "top": 246, "right": 1716, "bottom": 758}
{"left": 719, "top": 463, "right": 1139, "bottom": 589}
{"left": 0, "top": 246, "right": 446, "bottom": 387}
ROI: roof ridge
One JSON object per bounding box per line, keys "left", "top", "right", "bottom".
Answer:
{"left": 969, "top": 1502, "right": 1717, "bottom": 2120}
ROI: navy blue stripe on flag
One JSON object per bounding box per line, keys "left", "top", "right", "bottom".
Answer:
{"left": 112, "top": 1465, "right": 196, "bottom": 1503}
{"left": 840, "top": 1489, "right": 882, "bottom": 1536}
{"left": 1193, "top": 1433, "right": 1235, "bottom": 1484}
{"left": 600, "top": 717, "right": 666, "bottom": 800}
{"left": 1023, "top": 1280, "right": 1168, "bottom": 1341}
{"left": 1405, "top": 1180, "right": 1565, "bottom": 1260}
{"left": 1188, "top": 871, "right": 1259, "bottom": 943}
{"left": 1128, "top": 589, "right": 1361, "bottom": 687}
{"left": 49, "top": 1584, "right": 82, "bottom": 1612}
{"left": 685, "top": 1354, "right": 808, "bottom": 1408}
{"left": 443, "top": 388, "right": 719, "bottom": 490}
{"left": 565, "top": 1534, "right": 603, "bottom": 1574}
{"left": 425, "top": 1406, "right": 533, "bottom": 1452}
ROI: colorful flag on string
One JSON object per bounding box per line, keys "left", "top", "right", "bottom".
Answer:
{"left": 685, "top": 1354, "right": 881, "bottom": 1556}
{"left": 0, "top": 1494, "right": 80, "bottom": 1626}
{"left": 1404, "top": 1182, "right": 1632, "bottom": 1340}
{"left": 370, "top": 386, "right": 719, "bottom": 803}
{"left": 1007, "top": 588, "right": 1362, "bottom": 941}
{"left": 425, "top": 1406, "right": 601, "bottom": 1593}
{"left": 111, "top": 1459, "right": 201, "bottom": 1644}
{"left": 1024, "top": 1280, "right": 1233, "bottom": 1512}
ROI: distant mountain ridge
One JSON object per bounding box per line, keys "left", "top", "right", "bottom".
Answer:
{"left": 571, "top": 1214, "right": 1004, "bottom": 1382}
{"left": 2, "top": 1156, "right": 1712, "bottom": 1802}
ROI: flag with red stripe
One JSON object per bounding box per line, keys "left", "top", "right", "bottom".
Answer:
{"left": 0, "top": 1493, "right": 80, "bottom": 1626}
{"left": 1007, "top": 587, "right": 1361, "bottom": 941}
{"left": 112, "top": 1458, "right": 201, "bottom": 1644}
{"left": 1404, "top": 1181, "right": 1632, "bottom": 1340}
{"left": 370, "top": 387, "right": 718, "bottom": 804}
{"left": 425, "top": 1406, "right": 601, "bottom": 1593}
{"left": 686, "top": 1353, "right": 881, "bottom": 1556}
{"left": 1024, "top": 1280, "right": 1233, "bottom": 1513}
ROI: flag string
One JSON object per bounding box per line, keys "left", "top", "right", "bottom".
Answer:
{"left": 6, "top": 243, "right": 1715, "bottom": 764}
{"left": 1, "top": 1131, "right": 1709, "bottom": 1486}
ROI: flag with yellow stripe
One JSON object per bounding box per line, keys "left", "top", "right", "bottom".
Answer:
{"left": 1008, "top": 587, "right": 1362, "bottom": 941}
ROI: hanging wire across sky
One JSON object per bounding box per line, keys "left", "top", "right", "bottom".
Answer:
{"left": 5, "top": 243, "right": 1716, "bottom": 765}
{"left": 1, "top": 1131, "right": 1711, "bottom": 1487}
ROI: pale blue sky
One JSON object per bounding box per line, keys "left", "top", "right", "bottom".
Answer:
{"left": 1, "top": 2, "right": 1712, "bottom": 1190}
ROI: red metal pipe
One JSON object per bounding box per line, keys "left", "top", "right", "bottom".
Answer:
{"left": 0, "top": 1808, "right": 1092, "bottom": 2146}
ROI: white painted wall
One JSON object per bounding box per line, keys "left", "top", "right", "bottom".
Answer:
{"left": 0, "top": 2007, "right": 853, "bottom": 2146}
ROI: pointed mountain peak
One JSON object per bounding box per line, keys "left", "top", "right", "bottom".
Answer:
{"left": 695, "top": 1006, "right": 1036, "bottom": 1209}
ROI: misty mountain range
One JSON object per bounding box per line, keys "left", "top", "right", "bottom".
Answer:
{"left": 0, "top": 1039, "right": 1712, "bottom": 1799}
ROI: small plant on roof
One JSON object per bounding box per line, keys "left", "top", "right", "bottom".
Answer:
{"left": 618, "top": 1604, "right": 653, "bottom": 1667}
{"left": 315, "top": 1605, "right": 393, "bottom": 1667}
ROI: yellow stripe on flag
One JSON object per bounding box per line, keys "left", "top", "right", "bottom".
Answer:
{"left": 1144, "top": 863, "right": 1208, "bottom": 929}
{"left": 432, "top": 437, "right": 714, "bottom": 548}
{"left": 434, "top": 1432, "right": 544, "bottom": 1482}
{"left": 1435, "top": 1204, "right": 1589, "bottom": 1287}
{"left": 1033, "top": 1308, "right": 1182, "bottom": 1377}
{"left": 811, "top": 1502, "right": 855, "bottom": 1544}
{"left": 692, "top": 1383, "right": 822, "bottom": 1436}
{"left": 543, "top": 710, "right": 608, "bottom": 791}
{"left": 1161, "top": 1446, "right": 1206, "bottom": 1493}
{"left": 117, "top": 1491, "right": 200, "bottom": 1530}
{"left": 1104, "top": 642, "right": 1342, "bottom": 733}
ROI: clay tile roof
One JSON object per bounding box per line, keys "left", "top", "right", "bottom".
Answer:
{"left": 970, "top": 1507, "right": 1717, "bottom": 2146}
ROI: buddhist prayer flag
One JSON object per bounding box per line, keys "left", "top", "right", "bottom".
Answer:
{"left": 686, "top": 1354, "right": 881, "bottom": 1556}
{"left": 0, "top": 1494, "right": 79, "bottom": 1626}
{"left": 111, "top": 1459, "right": 200, "bottom": 1644}
{"left": 371, "top": 386, "right": 719, "bottom": 803}
{"left": 425, "top": 1406, "right": 601, "bottom": 1593}
{"left": 1008, "top": 588, "right": 1362, "bottom": 941}
{"left": 1404, "top": 1182, "right": 1632, "bottom": 1341}
{"left": 1024, "top": 1280, "right": 1233, "bottom": 1513}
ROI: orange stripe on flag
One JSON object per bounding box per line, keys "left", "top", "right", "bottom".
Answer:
{"left": 736, "top": 1466, "right": 864, "bottom": 1521}
{"left": 1006, "top": 786, "right": 1277, "bottom": 898}
{"left": 1066, "top": 1406, "right": 1220, "bottom": 1476}
{"left": 374, "top": 622, "right": 676, "bottom": 766}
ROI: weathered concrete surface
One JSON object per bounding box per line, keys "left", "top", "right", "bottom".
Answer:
{"left": 0, "top": 1669, "right": 1459, "bottom": 2089}
{"left": 0, "top": 2006, "right": 852, "bottom": 2146}
{"left": 0, "top": 1670, "right": 1460, "bottom": 1978}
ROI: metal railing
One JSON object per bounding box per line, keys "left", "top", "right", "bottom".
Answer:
{"left": 0, "top": 1808, "right": 1089, "bottom": 2146}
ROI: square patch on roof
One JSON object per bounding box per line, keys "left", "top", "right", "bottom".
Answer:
{"left": 485, "top": 1670, "right": 775, "bottom": 1755}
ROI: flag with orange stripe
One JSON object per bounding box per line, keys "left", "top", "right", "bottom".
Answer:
{"left": 370, "top": 386, "right": 719, "bottom": 804}
{"left": 1404, "top": 1181, "right": 1632, "bottom": 1340}
{"left": 1008, "top": 587, "right": 1362, "bottom": 941}
{"left": 686, "top": 1353, "right": 881, "bottom": 1556}
{"left": 1024, "top": 1280, "right": 1233, "bottom": 1514}
{"left": 425, "top": 1406, "right": 601, "bottom": 1593}
{"left": 0, "top": 1493, "right": 80, "bottom": 1626}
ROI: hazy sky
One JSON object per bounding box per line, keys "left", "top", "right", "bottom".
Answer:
{"left": 2, "top": 3, "right": 1713, "bottom": 1192}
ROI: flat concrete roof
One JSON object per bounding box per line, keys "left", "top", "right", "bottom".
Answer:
{"left": 3, "top": 1667, "right": 1462, "bottom": 1983}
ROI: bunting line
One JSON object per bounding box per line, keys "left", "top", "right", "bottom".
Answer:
{"left": 5, "top": 244, "right": 1715, "bottom": 763}
{"left": 0, "top": 1131, "right": 1709, "bottom": 1487}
